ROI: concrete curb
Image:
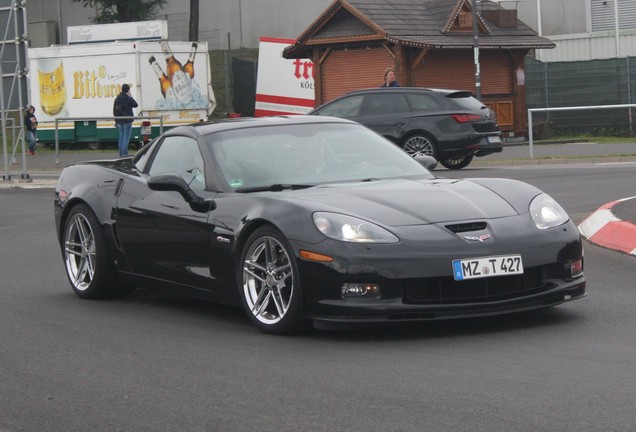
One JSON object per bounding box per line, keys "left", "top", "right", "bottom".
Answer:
{"left": 578, "top": 196, "right": 636, "bottom": 256}
{"left": 0, "top": 178, "right": 58, "bottom": 189}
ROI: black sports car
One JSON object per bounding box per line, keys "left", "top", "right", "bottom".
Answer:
{"left": 54, "top": 116, "right": 586, "bottom": 334}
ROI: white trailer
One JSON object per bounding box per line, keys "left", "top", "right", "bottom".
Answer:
{"left": 28, "top": 39, "right": 216, "bottom": 147}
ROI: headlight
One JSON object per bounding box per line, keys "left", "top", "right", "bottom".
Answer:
{"left": 313, "top": 212, "right": 399, "bottom": 243}
{"left": 529, "top": 193, "right": 569, "bottom": 229}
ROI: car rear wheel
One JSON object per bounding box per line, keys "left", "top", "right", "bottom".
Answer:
{"left": 239, "top": 226, "right": 305, "bottom": 334}
{"left": 62, "top": 204, "right": 126, "bottom": 299}
{"left": 402, "top": 134, "right": 437, "bottom": 159}
{"left": 440, "top": 155, "right": 474, "bottom": 170}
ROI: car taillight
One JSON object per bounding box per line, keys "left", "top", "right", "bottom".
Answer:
{"left": 452, "top": 114, "right": 481, "bottom": 123}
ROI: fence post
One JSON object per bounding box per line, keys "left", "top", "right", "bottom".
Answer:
{"left": 628, "top": 57, "right": 633, "bottom": 132}
{"left": 544, "top": 62, "right": 550, "bottom": 122}
{"left": 528, "top": 109, "right": 534, "bottom": 159}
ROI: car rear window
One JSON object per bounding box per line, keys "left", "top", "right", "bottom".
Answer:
{"left": 445, "top": 91, "right": 486, "bottom": 111}
{"left": 314, "top": 95, "right": 364, "bottom": 117}
{"left": 408, "top": 93, "right": 442, "bottom": 111}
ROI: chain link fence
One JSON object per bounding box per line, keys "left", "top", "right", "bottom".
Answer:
{"left": 208, "top": 48, "right": 257, "bottom": 119}
{"left": 526, "top": 56, "right": 636, "bottom": 138}
{"left": 213, "top": 50, "right": 634, "bottom": 139}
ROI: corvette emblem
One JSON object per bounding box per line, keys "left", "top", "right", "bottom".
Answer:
{"left": 463, "top": 234, "right": 491, "bottom": 242}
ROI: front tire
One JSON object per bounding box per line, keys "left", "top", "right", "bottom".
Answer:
{"left": 62, "top": 204, "right": 125, "bottom": 299}
{"left": 238, "top": 226, "right": 305, "bottom": 334}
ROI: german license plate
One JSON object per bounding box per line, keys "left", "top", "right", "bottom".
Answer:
{"left": 487, "top": 135, "right": 502, "bottom": 143}
{"left": 452, "top": 255, "right": 523, "bottom": 281}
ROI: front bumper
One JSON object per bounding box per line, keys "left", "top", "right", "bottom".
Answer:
{"left": 293, "top": 217, "right": 585, "bottom": 324}
{"left": 305, "top": 278, "right": 586, "bottom": 323}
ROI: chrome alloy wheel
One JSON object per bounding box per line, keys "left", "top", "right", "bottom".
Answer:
{"left": 403, "top": 134, "right": 435, "bottom": 158}
{"left": 242, "top": 235, "right": 294, "bottom": 325}
{"left": 64, "top": 212, "right": 96, "bottom": 291}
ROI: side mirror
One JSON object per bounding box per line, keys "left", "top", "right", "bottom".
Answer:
{"left": 414, "top": 155, "right": 438, "bottom": 171}
{"left": 147, "top": 173, "right": 215, "bottom": 212}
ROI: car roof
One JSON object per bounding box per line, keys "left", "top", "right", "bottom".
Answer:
{"left": 337, "top": 87, "right": 474, "bottom": 97}
{"left": 164, "top": 115, "right": 357, "bottom": 138}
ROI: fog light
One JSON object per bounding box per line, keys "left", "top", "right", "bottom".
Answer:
{"left": 570, "top": 258, "right": 583, "bottom": 277}
{"left": 341, "top": 283, "right": 381, "bottom": 299}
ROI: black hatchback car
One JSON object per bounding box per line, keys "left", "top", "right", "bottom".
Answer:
{"left": 309, "top": 87, "right": 503, "bottom": 169}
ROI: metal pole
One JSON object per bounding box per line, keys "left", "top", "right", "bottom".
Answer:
{"left": 471, "top": 0, "right": 481, "bottom": 100}
{"left": 628, "top": 58, "right": 633, "bottom": 132}
{"left": 14, "top": 0, "right": 29, "bottom": 180}
{"left": 614, "top": 0, "right": 620, "bottom": 57}
{"left": 55, "top": 118, "right": 59, "bottom": 165}
{"left": 544, "top": 61, "right": 549, "bottom": 122}
{"left": 225, "top": 32, "right": 231, "bottom": 113}
{"left": 527, "top": 109, "right": 534, "bottom": 159}
{"left": 536, "top": 0, "right": 542, "bottom": 61}
{"left": 536, "top": 0, "right": 543, "bottom": 36}
{"left": 1, "top": 62, "right": 9, "bottom": 181}
{"left": 0, "top": 1, "right": 13, "bottom": 181}
{"left": 238, "top": 0, "right": 243, "bottom": 48}
{"left": 58, "top": 0, "right": 64, "bottom": 44}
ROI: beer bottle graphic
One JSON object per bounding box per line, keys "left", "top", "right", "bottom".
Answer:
{"left": 183, "top": 42, "right": 198, "bottom": 79}
{"left": 149, "top": 55, "right": 177, "bottom": 99}
{"left": 160, "top": 41, "right": 194, "bottom": 105}
{"left": 38, "top": 59, "right": 67, "bottom": 116}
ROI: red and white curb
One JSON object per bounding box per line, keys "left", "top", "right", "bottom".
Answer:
{"left": 578, "top": 196, "right": 636, "bottom": 255}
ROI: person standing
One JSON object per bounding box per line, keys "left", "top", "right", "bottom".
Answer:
{"left": 113, "top": 83, "right": 138, "bottom": 157}
{"left": 380, "top": 67, "right": 401, "bottom": 88}
{"left": 24, "top": 105, "right": 38, "bottom": 155}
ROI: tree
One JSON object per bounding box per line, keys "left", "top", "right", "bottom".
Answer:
{"left": 69, "top": 0, "right": 168, "bottom": 24}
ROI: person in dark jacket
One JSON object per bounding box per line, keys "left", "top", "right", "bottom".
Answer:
{"left": 113, "top": 83, "right": 139, "bottom": 157}
{"left": 380, "top": 67, "right": 400, "bottom": 88}
{"left": 24, "top": 105, "right": 38, "bottom": 155}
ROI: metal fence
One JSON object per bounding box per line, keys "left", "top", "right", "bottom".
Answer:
{"left": 53, "top": 116, "right": 165, "bottom": 164}
{"left": 526, "top": 56, "right": 636, "bottom": 137}
{"left": 216, "top": 54, "right": 636, "bottom": 138}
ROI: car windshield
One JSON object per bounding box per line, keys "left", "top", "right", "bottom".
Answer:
{"left": 205, "top": 122, "right": 434, "bottom": 190}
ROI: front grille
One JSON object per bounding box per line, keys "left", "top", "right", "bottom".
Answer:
{"left": 445, "top": 222, "right": 487, "bottom": 233}
{"left": 404, "top": 265, "right": 561, "bottom": 304}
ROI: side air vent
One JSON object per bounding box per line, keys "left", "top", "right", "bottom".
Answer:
{"left": 445, "top": 222, "right": 487, "bottom": 233}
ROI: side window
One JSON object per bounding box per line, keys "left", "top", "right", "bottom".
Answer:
{"left": 365, "top": 93, "right": 410, "bottom": 115}
{"left": 132, "top": 141, "right": 153, "bottom": 171}
{"left": 408, "top": 93, "right": 443, "bottom": 111}
{"left": 148, "top": 136, "right": 206, "bottom": 191}
{"left": 315, "top": 95, "right": 364, "bottom": 117}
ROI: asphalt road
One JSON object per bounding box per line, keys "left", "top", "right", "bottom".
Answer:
{"left": 1, "top": 163, "right": 635, "bottom": 432}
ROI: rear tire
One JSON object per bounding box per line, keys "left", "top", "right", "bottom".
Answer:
{"left": 440, "top": 155, "right": 473, "bottom": 170}
{"left": 401, "top": 134, "right": 438, "bottom": 159}
{"left": 87, "top": 141, "right": 101, "bottom": 150}
{"left": 62, "top": 204, "right": 128, "bottom": 299}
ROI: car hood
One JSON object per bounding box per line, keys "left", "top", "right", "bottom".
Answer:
{"left": 287, "top": 178, "right": 536, "bottom": 227}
